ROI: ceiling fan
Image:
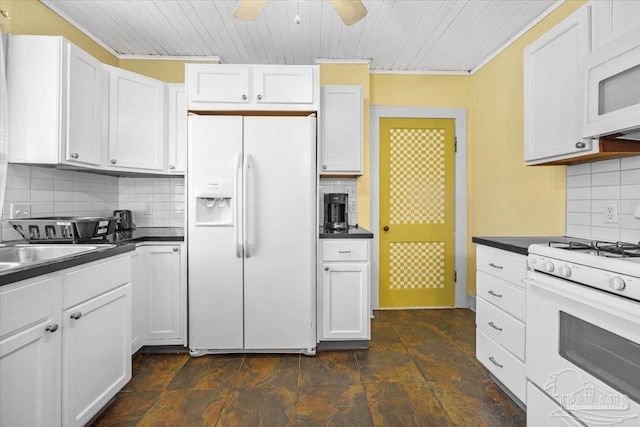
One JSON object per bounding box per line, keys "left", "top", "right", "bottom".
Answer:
{"left": 233, "top": 0, "right": 367, "bottom": 26}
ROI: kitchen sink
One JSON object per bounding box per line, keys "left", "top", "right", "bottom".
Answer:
{"left": 0, "top": 244, "right": 115, "bottom": 272}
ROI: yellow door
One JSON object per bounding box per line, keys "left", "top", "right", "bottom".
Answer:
{"left": 379, "top": 118, "right": 455, "bottom": 308}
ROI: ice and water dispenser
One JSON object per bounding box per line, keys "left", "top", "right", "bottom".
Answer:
{"left": 193, "top": 180, "right": 234, "bottom": 225}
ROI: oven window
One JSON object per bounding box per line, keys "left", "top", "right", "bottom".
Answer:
{"left": 559, "top": 311, "right": 640, "bottom": 403}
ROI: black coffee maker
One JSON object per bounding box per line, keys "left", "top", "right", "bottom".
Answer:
{"left": 324, "top": 193, "right": 348, "bottom": 231}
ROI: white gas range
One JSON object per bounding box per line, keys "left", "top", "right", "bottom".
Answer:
{"left": 525, "top": 240, "right": 640, "bottom": 426}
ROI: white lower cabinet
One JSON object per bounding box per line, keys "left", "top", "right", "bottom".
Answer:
{"left": 135, "top": 243, "right": 186, "bottom": 347}
{"left": 319, "top": 239, "right": 371, "bottom": 341}
{"left": 62, "top": 285, "right": 131, "bottom": 427}
{"left": 0, "top": 276, "right": 62, "bottom": 427}
{"left": 475, "top": 245, "right": 528, "bottom": 405}
{"left": 0, "top": 253, "right": 132, "bottom": 427}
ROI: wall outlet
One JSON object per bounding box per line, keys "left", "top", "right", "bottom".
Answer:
{"left": 10, "top": 203, "right": 31, "bottom": 219}
{"left": 635, "top": 200, "right": 640, "bottom": 220}
{"left": 144, "top": 203, "right": 152, "bottom": 215}
{"left": 603, "top": 202, "right": 618, "bottom": 224}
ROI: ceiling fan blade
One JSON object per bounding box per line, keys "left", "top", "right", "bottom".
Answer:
{"left": 330, "top": 0, "right": 367, "bottom": 26}
{"left": 233, "top": 0, "right": 267, "bottom": 21}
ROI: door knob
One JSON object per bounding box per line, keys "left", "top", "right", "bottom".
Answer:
{"left": 383, "top": 226, "right": 389, "bottom": 232}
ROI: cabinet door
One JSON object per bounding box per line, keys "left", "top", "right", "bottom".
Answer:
{"left": 62, "top": 284, "right": 131, "bottom": 427}
{"left": 1, "top": 319, "right": 61, "bottom": 427}
{"left": 141, "top": 244, "right": 184, "bottom": 344}
{"left": 130, "top": 249, "right": 143, "bottom": 354}
{"left": 253, "top": 66, "right": 314, "bottom": 104}
{"left": 593, "top": 0, "right": 640, "bottom": 49}
{"left": 65, "top": 42, "right": 103, "bottom": 166}
{"left": 322, "top": 263, "right": 370, "bottom": 340}
{"left": 524, "top": 5, "right": 593, "bottom": 164}
{"left": 187, "top": 64, "right": 250, "bottom": 106}
{"left": 320, "top": 85, "right": 363, "bottom": 174}
{"left": 167, "top": 84, "right": 187, "bottom": 174}
{"left": 107, "top": 66, "right": 165, "bottom": 171}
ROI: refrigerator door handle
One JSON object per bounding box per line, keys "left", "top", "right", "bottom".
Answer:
{"left": 234, "top": 153, "right": 242, "bottom": 258}
{"left": 243, "top": 153, "right": 251, "bottom": 258}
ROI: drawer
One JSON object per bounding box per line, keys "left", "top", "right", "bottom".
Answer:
{"left": 63, "top": 254, "right": 131, "bottom": 308}
{"left": 527, "top": 382, "right": 583, "bottom": 426}
{"left": 0, "top": 276, "right": 60, "bottom": 337}
{"left": 476, "top": 297, "right": 525, "bottom": 361}
{"left": 476, "top": 271, "right": 526, "bottom": 321}
{"left": 476, "top": 245, "right": 527, "bottom": 287}
{"left": 476, "top": 329, "right": 526, "bottom": 404}
{"left": 322, "top": 240, "right": 368, "bottom": 262}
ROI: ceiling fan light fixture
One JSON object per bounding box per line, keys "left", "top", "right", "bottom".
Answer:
{"left": 329, "top": 0, "right": 367, "bottom": 26}
{"left": 233, "top": 0, "right": 267, "bottom": 21}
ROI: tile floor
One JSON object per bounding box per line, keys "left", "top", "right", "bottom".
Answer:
{"left": 91, "top": 309, "right": 525, "bottom": 426}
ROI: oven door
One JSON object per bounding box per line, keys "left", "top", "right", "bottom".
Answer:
{"left": 525, "top": 271, "right": 640, "bottom": 425}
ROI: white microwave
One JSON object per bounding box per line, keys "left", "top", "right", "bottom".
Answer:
{"left": 583, "top": 25, "right": 640, "bottom": 140}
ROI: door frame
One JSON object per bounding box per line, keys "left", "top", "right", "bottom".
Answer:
{"left": 370, "top": 106, "right": 467, "bottom": 309}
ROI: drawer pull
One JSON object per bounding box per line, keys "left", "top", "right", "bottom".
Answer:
{"left": 489, "top": 356, "right": 503, "bottom": 368}
{"left": 488, "top": 290, "right": 503, "bottom": 298}
{"left": 45, "top": 323, "right": 59, "bottom": 333}
{"left": 488, "top": 321, "right": 503, "bottom": 331}
{"left": 70, "top": 312, "right": 82, "bottom": 320}
{"left": 489, "top": 263, "right": 503, "bottom": 269}
{"left": 338, "top": 250, "right": 351, "bottom": 254}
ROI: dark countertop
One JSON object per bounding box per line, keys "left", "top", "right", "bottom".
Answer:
{"left": 1, "top": 228, "right": 184, "bottom": 286}
{"left": 320, "top": 226, "right": 374, "bottom": 239}
{"left": 471, "top": 236, "right": 575, "bottom": 256}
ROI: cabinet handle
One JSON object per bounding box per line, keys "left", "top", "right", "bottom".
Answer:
{"left": 489, "top": 263, "right": 503, "bottom": 269}
{"left": 169, "top": 165, "right": 175, "bottom": 170}
{"left": 322, "top": 165, "right": 327, "bottom": 169}
{"left": 257, "top": 94, "right": 263, "bottom": 100}
{"left": 488, "top": 290, "right": 503, "bottom": 298}
{"left": 575, "top": 141, "right": 586, "bottom": 149}
{"left": 71, "top": 153, "right": 79, "bottom": 159}
{"left": 338, "top": 250, "right": 351, "bottom": 254}
{"left": 70, "top": 312, "right": 82, "bottom": 320}
{"left": 489, "top": 356, "right": 503, "bottom": 368}
{"left": 324, "top": 266, "right": 329, "bottom": 271}
{"left": 45, "top": 323, "right": 59, "bottom": 333}
{"left": 173, "top": 247, "right": 179, "bottom": 252}
{"left": 488, "top": 321, "right": 503, "bottom": 331}
{"left": 111, "top": 159, "right": 117, "bottom": 165}
{"left": 242, "top": 94, "right": 247, "bottom": 100}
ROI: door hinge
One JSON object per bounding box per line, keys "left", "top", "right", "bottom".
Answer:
{"left": 454, "top": 270, "right": 457, "bottom": 282}
{"left": 454, "top": 137, "right": 458, "bottom": 153}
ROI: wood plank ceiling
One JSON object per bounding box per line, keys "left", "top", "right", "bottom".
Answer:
{"left": 41, "top": 0, "right": 559, "bottom": 72}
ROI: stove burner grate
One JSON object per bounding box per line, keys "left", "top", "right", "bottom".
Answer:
{"left": 549, "top": 240, "right": 640, "bottom": 258}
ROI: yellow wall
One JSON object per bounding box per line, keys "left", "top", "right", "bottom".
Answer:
{"left": 319, "top": 63, "right": 371, "bottom": 228}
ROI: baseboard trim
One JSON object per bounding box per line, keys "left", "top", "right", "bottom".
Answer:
{"left": 466, "top": 294, "right": 477, "bottom": 312}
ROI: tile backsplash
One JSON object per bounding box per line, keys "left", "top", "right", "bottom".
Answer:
{"left": 319, "top": 178, "right": 358, "bottom": 226}
{"left": 2, "top": 164, "right": 184, "bottom": 241}
{"left": 566, "top": 156, "right": 640, "bottom": 243}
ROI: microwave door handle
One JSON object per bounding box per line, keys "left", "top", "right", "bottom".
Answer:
{"left": 234, "top": 153, "right": 242, "bottom": 258}
{"left": 243, "top": 153, "right": 251, "bottom": 258}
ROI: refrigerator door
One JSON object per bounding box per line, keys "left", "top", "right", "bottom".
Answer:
{"left": 243, "top": 116, "right": 317, "bottom": 350}
{"left": 188, "top": 115, "right": 244, "bottom": 350}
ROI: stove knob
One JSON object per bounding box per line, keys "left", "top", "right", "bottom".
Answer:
{"left": 609, "top": 276, "right": 626, "bottom": 291}
{"left": 543, "top": 261, "right": 555, "bottom": 273}
{"left": 559, "top": 265, "right": 572, "bottom": 278}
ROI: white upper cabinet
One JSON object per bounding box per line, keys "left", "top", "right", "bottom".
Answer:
{"left": 8, "top": 35, "right": 104, "bottom": 167}
{"left": 167, "top": 84, "right": 187, "bottom": 174}
{"left": 186, "top": 64, "right": 318, "bottom": 111}
{"left": 524, "top": 5, "right": 593, "bottom": 165}
{"left": 592, "top": 0, "right": 640, "bottom": 49}
{"left": 106, "top": 65, "right": 166, "bottom": 172}
{"left": 320, "top": 85, "right": 363, "bottom": 175}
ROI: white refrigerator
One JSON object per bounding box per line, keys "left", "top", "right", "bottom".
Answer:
{"left": 187, "top": 115, "right": 317, "bottom": 355}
